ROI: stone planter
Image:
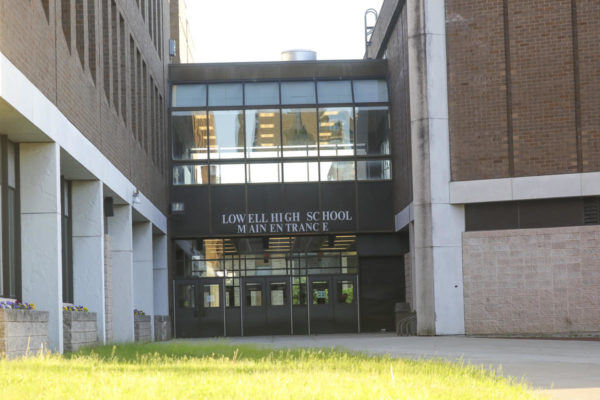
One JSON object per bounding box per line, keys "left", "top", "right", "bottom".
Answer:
{"left": 63, "top": 311, "right": 98, "bottom": 352}
{"left": 154, "top": 315, "right": 171, "bottom": 341}
{"left": 0, "top": 309, "right": 49, "bottom": 358}
{"left": 134, "top": 314, "right": 151, "bottom": 342}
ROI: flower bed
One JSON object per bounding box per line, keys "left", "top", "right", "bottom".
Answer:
{"left": 63, "top": 304, "right": 98, "bottom": 352}
{"left": 0, "top": 300, "right": 48, "bottom": 358}
{"left": 134, "top": 310, "right": 151, "bottom": 342}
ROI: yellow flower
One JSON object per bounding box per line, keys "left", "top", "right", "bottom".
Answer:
{"left": 30, "top": 303, "right": 35, "bottom": 310}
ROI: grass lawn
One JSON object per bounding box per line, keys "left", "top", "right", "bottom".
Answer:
{"left": 0, "top": 340, "right": 542, "bottom": 399}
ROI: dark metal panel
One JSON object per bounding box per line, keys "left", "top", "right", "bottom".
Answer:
{"left": 320, "top": 182, "right": 357, "bottom": 232}
{"left": 211, "top": 185, "right": 246, "bottom": 235}
{"left": 356, "top": 233, "right": 408, "bottom": 257}
{"left": 170, "top": 186, "right": 210, "bottom": 237}
{"left": 519, "top": 198, "right": 584, "bottom": 229}
{"left": 357, "top": 181, "right": 394, "bottom": 231}
{"left": 465, "top": 202, "right": 519, "bottom": 231}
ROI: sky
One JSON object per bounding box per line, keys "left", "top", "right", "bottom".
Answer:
{"left": 185, "top": 0, "right": 385, "bottom": 63}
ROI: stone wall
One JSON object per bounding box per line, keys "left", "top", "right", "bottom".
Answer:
{"left": 134, "top": 315, "right": 151, "bottom": 342}
{"left": 404, "top": 252, "right": 413, "bottom": 311}
{"left": 154, "top": 315, "right": 171, "bottom": 341}
{"left": 463, "top": 226, "right": 600, "bottom": 335}
{"left": 0, "top": 310, "right": 48, "bottom": 358}
{"left": 63, "top": 311, "right": 98, "bottom": 352}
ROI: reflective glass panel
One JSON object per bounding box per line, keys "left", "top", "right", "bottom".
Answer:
{"left": 208, "top": 110, "right": 244, "bottom": 159}
{"left": 355, "top": 106, "right": 390, "bottom": 155}
{"left": 246, "top": 283, "right": 262, "bottom": 306}
{"left": 353, "top": 80, "right": 389, "bottom": 102}
{"left": 320, "top": 161, "right": 355, "bottom": 181}
{"left": 173, "top": 164, "right": 210, "bottom": 185}
{"left": 208, "top": 83, "right": 243, "bottom": 106}
{"left": 203, "top": 284, "right": 220, "bottom": 308}
{"left": 245, "top": 109, "right": 281, "bottom": 158}
{"left": 337, "top": 281, "right": 354, "bottom": 304}
{"left": 209, "top": 163, "right": 246, "bottom": 184}
{"left": 225, "top": 278, "right": 240, "bottom": 307}
{"left": 317, "top": 81, "right": 352, "bottom": 104}
{"left": 283, "top": 162, "right": 319, "bottom": 182}
{"left": 281, "top": 81, "right": 316, "bottom": 104}
{"left": 312, "top": 281, "right": 329, "bottom": 304}
{"left": 177, "top": 284, "right": 196, "bottom": 309}
{"left": 319, "top": 107, "right": 354, "bottom": 156}
{"left": 292, "top": 277, "right": 307, "bottom": 305}
{"left": 270, "top": 282, "right": 287, "bottom": 306}
{"left": 171, "top": 84, "right": 206, "bottom": 107}
{"left": 282, "top": 108, "right": 318, "bottom": 157}
{"left": 245, "top": 82, "right": 279, "bottom": 106}
{"left": 172, "top": 111, "right": 208, "bottom": 160}
{"left": 357, "top": 160, "right": 392, "bottom": 180}
{"left": 247, "top": 163, "right": 281, "bottom": 183}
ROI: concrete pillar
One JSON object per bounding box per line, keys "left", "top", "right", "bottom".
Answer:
{"left": 133, "top": 222, "right": 153, "bottom": 339}
{"left": 153, "top": 233, "right": 168, "bottom": 317}
{"left": 71, "top": 180, "right": 106, "bottom": 344}
{"left": 106, "top": 204, "right": 134, "bottom": 342}
{"left": 407, "top": 0, "right": 465, "bottom": 335}
{"left": 20, "top": 143, "right": 63, "bottom": 352}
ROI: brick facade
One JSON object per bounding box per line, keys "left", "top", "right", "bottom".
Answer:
{"left": 463, "top": 226, "right": 600, "bottom": 335}
{"left": 0, "top": 310, "right": 49, "bottom": 358}
{"left": 446, "top": 0, "right": 600, "bottom": 181}
{"left": 63, "top": 311, "right": 98, "bottom": 352}
{"left": 0, "top": 0, "right": 169, "bottom": 212}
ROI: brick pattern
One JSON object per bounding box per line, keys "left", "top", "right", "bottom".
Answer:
{"left": 104, "top": 234, "right": 113, "bottom": 342}
{"left": 154, "top": 315, "right": 171, "bottom": 341}
{"left": 0, "top": 0, "right": 169, "bottom": 213}
{"left": 447, "top": 0, "right": 599, "bottom": 180}
{"left": 463, "top": 226, "right": 600, "bottom": 335}
{"left": 134, "top": 314, "right": 151, "bottom": 342}
{"left": 403, "top": 251, "right": 413, "bottom": 311}
{"left": 0, "top": 310, "right": 49, "bottom": 359}
{"left": 385, "top": 5, "right": 412, "bottom": 212}
{"left": 63, "top": 311, "right": 98, "bottom": 352}
{"left": 446, "top": 0, "right": 510, "bottom": 180}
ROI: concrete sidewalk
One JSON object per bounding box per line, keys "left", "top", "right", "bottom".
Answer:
{"left": 189, "top": 334, "right": 600, "bottom": 400}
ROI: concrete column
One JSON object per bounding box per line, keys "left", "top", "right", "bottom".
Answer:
{"left": 71, "top": 180, "right": 106, "bottom": 344}
{"left": 106, "top": 204, "right": 134, "bottom": 342}
{"left": 20, "top": 143, "right": 63, "bottom": 352}
{"left": 133, "top": 222, "right": 153, "bottom": 339}
{"left": 153, "top": 233, "right": 168, "bottom": 317}
{"left": 407, "top": 0, "right": 465, "bottom": 335}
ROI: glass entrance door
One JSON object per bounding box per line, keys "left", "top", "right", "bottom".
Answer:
{"left": 308, "top": 275, "right": 359, "bottom": 334}
{"left": 198, "top": 278, "right": 225, "bottom": 337}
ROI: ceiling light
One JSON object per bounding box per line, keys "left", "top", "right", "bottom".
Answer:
{"left": 260, "top": 123, "right": 275, "bottom": 128}
{"left": 258, "top": 112, "right": 275, "bottom": 117}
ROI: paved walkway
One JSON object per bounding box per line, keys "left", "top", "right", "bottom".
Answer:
{"left": 188, "top": 334, "right": 600, "bottom": 400}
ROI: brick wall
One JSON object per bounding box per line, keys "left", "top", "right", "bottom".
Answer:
{"left": 104, "top": 234, "right": 113, "bottom": 342}
{"left": 134, "top": 314, "right": 151, "bottom": 341}
{"left": 0, "top": 310, "right": 49, "bottom": 358}
{"left": 447, "top": 0, "right": 600, "bottom": 180}
{"left": 0, "top": 0, "right": 169, "bottom": 212}
{"left": 463, "top": 226, "right": 600, "bottom": 335}
{"left": 403, "top": 251, "right": 413, "bottom": 311}
{"left": 154, "top": 315, "right": 171, "bottom": 341}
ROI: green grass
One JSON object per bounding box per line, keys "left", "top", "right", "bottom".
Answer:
{"left": 0, "top": 341, "right": 543, "bottom": 399}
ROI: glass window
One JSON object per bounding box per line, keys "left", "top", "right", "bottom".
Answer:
{"left": 171, "top": 84, "right": 206, "bottom": 107}
{"left": 317, "top": 81, "right": 352, "bottom": 104}
{"left": 245, "top": 82, "right": 279, "bottom": 106}
{"left": 282, "top": 108, "right": 318, "bottom": 157}
{"left": 245, "top": 109, "right": 281, "bottom": 158}
{"left": 208, "top": 110, "right": 244, "bottom": 159}
{"left": 320, "top": 161, "right": 355, "bottom": 181}
{"left": 292, "top": 277, "right": 307, "bottom": 305}
{"left": 173, "top": 164, "right": 210, "bottom": 185}
{"left": 353, "top": 80, "right": 389, "bottom": 103}
{"left": 281, "top": 81, "right": 316, "bottom": 104}
{"left": 172, "top": 111, "right": 209, "bottom": 160}
{"left": 208, "top": 83, "right": 243, "bottom": 106}
{"left": 210, "top": 163, "right": 246, "bottom": 184}
{"left": 270, "top": 282, "right": 287, "bottom": 306}
{"left": 246, "top": 283, "right": 262, "bottom": 306}
{"left": 319, "top": 107, "right": 354, "bottom": 156}
{"left": 312, "top": 281, "right": 329, "bottom": 304}
{"left": 247, "top": 163, "right": 282, "bottom": 183}
{"left": 226, "top": 278, "right": 240, "bottom": 307}
{"left": 203, "top": 284, "right": 220, "bottom": 308}
{"left": 357, "top": 160, "right": 392, "bottom": 180}
{"left": 355, "top": 106, "right": 390, "bottom": 155}
{"left": 177, "top": 284, "right": 196, "bottom": 309}
{"left": 283, "top": 162, "right": 319, "bottom": 182}
{"left": 337, "top": 281, "right": 354, "bottom": 304}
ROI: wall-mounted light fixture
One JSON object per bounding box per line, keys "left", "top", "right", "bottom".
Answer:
{"left": 132, "top": 189, "right": 141, "bottom": 204}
